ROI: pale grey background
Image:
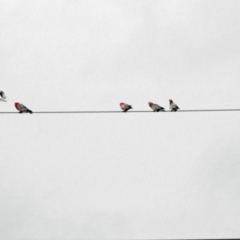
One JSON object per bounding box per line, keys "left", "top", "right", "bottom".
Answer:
{"left": 1, "top": 0, "right": 240, "bottom": 239}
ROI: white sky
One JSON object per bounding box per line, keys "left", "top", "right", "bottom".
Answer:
{"left": 1, "top": 0, "right": 240, "bottom": 239}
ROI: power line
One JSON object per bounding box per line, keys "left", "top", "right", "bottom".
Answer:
{"left": 1, "top": 109, "right": 240, "bottom": 114}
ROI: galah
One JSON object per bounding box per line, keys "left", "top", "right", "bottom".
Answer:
{"left": 120, "top": 102, "right": 132, "bottom": 112}
{"left": 169, "top": 99, "right": 179, "bottom": 112}
{"left": 148, "top": 102, "right": 165, "bottom": 112}
{"left": 0, "top": 91, "right": 6, "bottom": 102}
{"left": 15, "top": 102, "right": 33, "bottom": 114}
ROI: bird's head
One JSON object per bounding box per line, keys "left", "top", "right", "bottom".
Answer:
{"left": 148, "top": 102, "right": 153, "bottom": 107}
{"left": 120, "top": 102, "right": 125, "bottom": 106}
{"left": 169, "top": 99, "right": 173, "bottom": 104}
{"left": 14, "top": 102, "right": 20, "bottom": 108}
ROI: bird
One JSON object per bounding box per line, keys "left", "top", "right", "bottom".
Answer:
{"left": 169, "top": 99, "right": 179, "bottom": 112}
{"left": 15, "top": 102, "right": 33, "bottom": 114}
{"left": 120, "top": 102, "right": 132, "bottom": 112}
{"left": 148, "top": 102, "right": 165, "bottom": 112}
{"left": 0, "top": 91, "right": 7, "bottom": 102}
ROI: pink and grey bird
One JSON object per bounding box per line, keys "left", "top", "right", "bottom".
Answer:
{"left": 148, "top": 102, "right": 165, "bottom": 112}
{"left": 15, "top": 102, "right": 33, "bottom": 114}
{"left": 120, "top": 102, "right": 132, "bottom": 112}
{"left": 169, "top": 99, "right": 179, "bottom": 112}
{"left": 0, "top": 91, "right": 6, "bottom": 102}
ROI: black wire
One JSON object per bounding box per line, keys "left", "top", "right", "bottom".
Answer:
{"left": 1, "top": 109, "right": 240, "bottom": 114}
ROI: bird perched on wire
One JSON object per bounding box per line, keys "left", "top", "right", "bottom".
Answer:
{"left": 0, "top": 91, "right": 7, "bottom": 102}
{"left": 15, "top": 102, "right": 33, "bottom": 114}
{"left": 148, "top": 102, "right": 165, "bottom": 112}
{"left": 169, "top": 99, "right": 179, "bottom": 112}
{"left": 120, "top": 102, "right": 132, "bottom": 112}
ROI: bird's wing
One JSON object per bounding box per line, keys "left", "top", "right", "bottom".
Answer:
{"left": 19, "top": 104, "right": 29, "bottom": 111}
{"left": 152, "top": 104, "right": 159, "bottom": 110}
{"left": 170, "top": 103, "right": 178, "bottom": 109}
{"left": 0, "top": 91, "right": 6, "bottom": 99}
{"left": 155, "top": 104, "right": 164, "bottom": 110}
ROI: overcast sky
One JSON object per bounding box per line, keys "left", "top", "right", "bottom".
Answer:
{"left": 1, "top": 0, "right": 240, "bottom": 239}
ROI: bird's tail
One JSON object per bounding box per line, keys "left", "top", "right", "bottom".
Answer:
{"left": 28, "top": 109, "right": 33, "bottom": 114}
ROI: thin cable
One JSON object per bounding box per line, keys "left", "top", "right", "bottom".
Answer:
{"left": 1, "top": 109, "right": 240, "bottom": 114}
